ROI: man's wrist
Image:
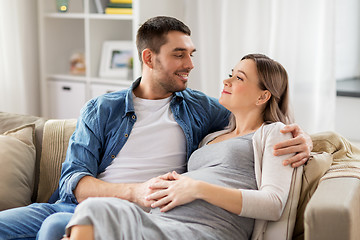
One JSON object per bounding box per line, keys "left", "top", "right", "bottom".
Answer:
{"left": 123, "top": 183, "right": 138, "bottom": 203}
{"left": 105, "top": 182, "right": 133, "bottom": 202}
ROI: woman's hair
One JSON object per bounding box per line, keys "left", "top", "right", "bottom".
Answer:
{"left": 227, "top": 54, "right": 293, "bottom": 130}
{"left": 136, "top": 16, "right": 191, "bottom": 64}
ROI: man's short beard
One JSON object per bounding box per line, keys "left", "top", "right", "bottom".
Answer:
{"left": 159, "top": 80, "right": 187, "bottom": 93}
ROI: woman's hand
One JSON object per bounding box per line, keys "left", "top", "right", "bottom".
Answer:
{"left": 145, "top": 171, "right": 199, "bottom": 212}
{"left": 130, "top": 174, "right": 174, "bottom": 208}
{"left": 273, "top": 123, "right": 313, "bottom": 167}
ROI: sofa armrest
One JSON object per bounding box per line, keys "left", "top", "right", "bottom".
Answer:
{"left": 304, "top": 177, "right": 360, "bottom": 240}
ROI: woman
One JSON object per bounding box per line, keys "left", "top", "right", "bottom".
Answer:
{"left": 63, "top": 54, "right": 295, "bottom": 240}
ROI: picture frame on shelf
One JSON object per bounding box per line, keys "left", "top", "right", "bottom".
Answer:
{"left": 99, "top": 41, "right": 133, "bottom": 79}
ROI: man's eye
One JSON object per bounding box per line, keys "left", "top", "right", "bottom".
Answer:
{"left": 229, "top": 74, "right": 233, "bottom": 77}
{"left": 175, "top": 55, "right": 183, "bottom": 58}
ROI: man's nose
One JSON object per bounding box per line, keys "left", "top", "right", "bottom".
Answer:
{"left": 184, "top": 55, "right": 194, "bottom": 70}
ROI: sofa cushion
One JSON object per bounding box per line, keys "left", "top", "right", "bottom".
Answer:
{"left": 0, "top": 124, "right": 36, "bottom": 210}
{"left": 37, "top": 119, "right": 77, "bottom": 203}
{"left": 0, "top": 112, "right": 47, "bottom": 202}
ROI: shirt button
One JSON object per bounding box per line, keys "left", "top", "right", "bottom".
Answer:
{"left": 132, "top": 115, "right": 136, "bottom": 120}
{"left": 125, "top": 134, "right": 129, "bottom": 137}
{"left": 111, "top": 155, "right": 115, "bottom": 159}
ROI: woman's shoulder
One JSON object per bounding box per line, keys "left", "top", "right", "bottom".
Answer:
{"left": 261, "top": 122, "right": 286, "bottom": 132}
{"left": 254, "top": 122, "right": 291, "bottom": 143}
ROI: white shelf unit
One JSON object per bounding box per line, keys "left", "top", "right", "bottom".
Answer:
{"left": 38, "top": 0, "right": 139, "bottom": 119}
{"left": 38, "top": 0, "right": 186, "bottom": 119}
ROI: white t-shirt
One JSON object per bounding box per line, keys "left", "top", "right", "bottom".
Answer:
{"left": 97, "top": 94, "right": 187, "bottom": 183}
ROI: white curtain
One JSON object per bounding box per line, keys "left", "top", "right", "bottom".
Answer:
{"left": 0, "top": 1, "right": 40, "bottom": 115}
{"left": 185, "top": 0, "right": 336, "bottom": 134}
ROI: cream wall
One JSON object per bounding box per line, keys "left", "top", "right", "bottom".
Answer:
{"left": 336, "top": 97, "right": 360, "bottom": 142}
{"left": 334, "top": 0, "right": 360, "bottom": 143}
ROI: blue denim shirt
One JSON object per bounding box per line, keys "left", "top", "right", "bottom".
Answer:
{"left": 59, "top": 78, "right": 230, "bottom": 204}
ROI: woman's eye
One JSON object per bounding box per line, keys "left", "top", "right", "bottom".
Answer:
{"left": 229, "top": 74, "right": 242, "bottom": 81}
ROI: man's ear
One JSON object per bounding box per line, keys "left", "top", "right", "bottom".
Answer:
{"left": 142, "top": 49, "right": 153, "bottom": 69}
{"left": 257, "top": 90, "right": 271, "bottom": 105}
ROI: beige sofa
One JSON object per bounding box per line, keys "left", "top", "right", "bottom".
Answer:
{"left": 0, "top": 112, "right": 359, "bottom": 240}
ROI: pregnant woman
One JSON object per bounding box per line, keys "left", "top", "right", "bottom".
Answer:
{"left": 63, "top": 53, "right": 296, "bottom": 240}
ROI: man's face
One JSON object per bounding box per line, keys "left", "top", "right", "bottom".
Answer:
{"left": 151, "top": 31, "right": 196, "bottom": 94}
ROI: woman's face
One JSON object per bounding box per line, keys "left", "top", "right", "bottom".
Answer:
{"left": 219, "top": 59, "right": 265, "bottom": 112}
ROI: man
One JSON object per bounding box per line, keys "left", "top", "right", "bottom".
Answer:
{"left": 0, "top": 16, "right": 312, "bottom": 240}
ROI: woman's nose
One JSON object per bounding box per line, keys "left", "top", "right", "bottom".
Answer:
{"left": 223, "top": 77, "right": 231, "bottom": 86}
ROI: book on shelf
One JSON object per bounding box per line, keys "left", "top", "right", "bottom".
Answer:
{"left": 94, "top": 0, "right": 108, "bottom": 13}
{"left": 107, "top": 3, "right": 132, "bottom": 8}
{"left": 105, "top": 7, "right": 133, "bottom": 15}
{"left": 109, "top": 0, "right": 132, "bottom": 4}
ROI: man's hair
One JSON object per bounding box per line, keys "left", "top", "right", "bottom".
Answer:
{"left": 136, "top": 16, "right": 191, "bottom": 64}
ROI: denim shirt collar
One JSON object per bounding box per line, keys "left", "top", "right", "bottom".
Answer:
{"left": 124, "top": 77, "right": 184, "bottom": 117}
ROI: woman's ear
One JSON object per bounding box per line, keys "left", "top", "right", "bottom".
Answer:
{"left": 256, "top": 90, "right": 271, "bottom": 105}
{"left": 142, "top": 49, "right": 153, "bottom": 69}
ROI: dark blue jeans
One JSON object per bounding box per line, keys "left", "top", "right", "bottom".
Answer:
{"left": 0, "top": 202, "right": 76, "bottom": 240}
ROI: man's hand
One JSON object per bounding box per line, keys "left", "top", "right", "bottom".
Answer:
{"left": 131, "top": 176, "right": 171, "bottom": 208}
{"left": 145, "top": 171, "right": 198, "bottom": 212}
{"left": 273, "top": 123, "right": 313, "bottom": 167}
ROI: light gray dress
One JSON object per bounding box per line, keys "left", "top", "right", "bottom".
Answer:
{"left": 66, "top": 133, "right": 257, "bottom": 240}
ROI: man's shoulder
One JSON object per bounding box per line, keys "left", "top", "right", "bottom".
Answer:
{"left": 180, "top": 88, "right": 219, "bottom": 104}
{"left": 98, "top": 89, "right": 128, "bottom": 101}
{"left": 182, "top": 88, "right": 211, "bottom": 97}
{"left": 81, "top": 89, "right": 129, "bottom": 117}
{"left": 90, "top": 89, "right": 128, "bottom": 107}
